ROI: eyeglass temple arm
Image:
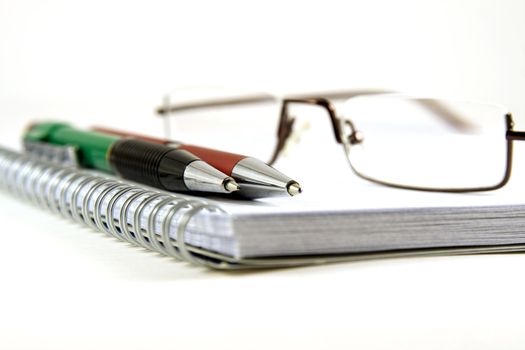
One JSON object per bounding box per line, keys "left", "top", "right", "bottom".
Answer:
{"left": 289, "top": 90, "right": 473, "bottom": 131}
{"left": 155, "top": 90, "right": 390, "bottom": 114}
{"left": 156, "top": 93, "right": 276, "bottom": 114}
{"left": 277, "top": 95, "right": 480, "bottom": 146}
{"left": 156, "top": 89, "right": 472, "bottom": 131}
{"left": 507, "top": 131, "right": 525, "bottom": 140}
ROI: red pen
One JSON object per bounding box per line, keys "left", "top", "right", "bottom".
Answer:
{"left": 92, "top": 126, "right": 301, "bottom": 198}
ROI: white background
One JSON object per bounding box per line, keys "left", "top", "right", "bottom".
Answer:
{"left": 1, "top": 0, "right": 525, "bottom": 349}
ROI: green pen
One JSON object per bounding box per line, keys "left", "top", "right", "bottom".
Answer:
{"left": 24, "top": 122, "right": 240, "bottom": 194}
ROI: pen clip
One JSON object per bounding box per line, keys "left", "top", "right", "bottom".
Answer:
{"left": 23, "top": 141, "right": 79, "bottom": 167}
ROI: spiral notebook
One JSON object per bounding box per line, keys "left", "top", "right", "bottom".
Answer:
{"left": 2, "top": 145, "right": 525, "bottom": 269}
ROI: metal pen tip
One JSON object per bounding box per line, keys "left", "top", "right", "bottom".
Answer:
{"left": 224, "top": 179, "right": 241, "bottom": 193}
{"left": 286, "top": 182, "right": 302, "bottom": 196}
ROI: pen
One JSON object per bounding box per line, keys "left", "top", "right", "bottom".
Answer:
{"left": 92, "top": 126, "right": 302, "bottom": 198}
{"left": 24, "top": 122, "right": 240, "bottom": 194}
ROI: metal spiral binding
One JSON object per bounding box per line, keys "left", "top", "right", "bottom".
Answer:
{"left": 7, "top": 145, "right": 525, "bottom": 270}
{"left": 0, "top": 146, "right": 225, "bottom": 267}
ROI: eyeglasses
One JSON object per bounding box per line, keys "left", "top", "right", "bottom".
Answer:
{"left": 155, "top": 88, "right": 525, "bottom": 193}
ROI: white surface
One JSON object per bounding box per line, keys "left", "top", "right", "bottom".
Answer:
{"left": 1, "top": 0, "right": 525, "bottom": 349}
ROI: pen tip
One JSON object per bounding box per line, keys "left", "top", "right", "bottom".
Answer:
{"left": 287, "top": 182, "right": 302, "bottom": 196}
{"left": 224, "top": 179, "right": 241, "bottom": 193}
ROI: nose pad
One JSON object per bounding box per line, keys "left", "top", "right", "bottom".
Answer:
{"left": 349, "top": 130, "right": 364, "bottom": 145}
{"left": 342, "top": 119, "right": 364, "bottom": 145}
{"left": 281, "top": 117, "right": 311, "bottom": 158}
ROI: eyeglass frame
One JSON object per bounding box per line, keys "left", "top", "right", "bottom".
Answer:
{"left": 156, "top": 89, "right": 523, "bottom": 193}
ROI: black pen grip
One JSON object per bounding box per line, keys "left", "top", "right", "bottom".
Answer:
{"left": 109, "top": 139, "right": 198, "bottom": 191}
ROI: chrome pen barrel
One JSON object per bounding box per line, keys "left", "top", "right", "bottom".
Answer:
{"left": 231, "top": 157, "right": 302, "bottom": 198}
{"left": 183, "top": 160, "right": 239, "bottom": 193}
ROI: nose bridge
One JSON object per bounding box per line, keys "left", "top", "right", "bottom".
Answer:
{"left": 280, "top": 98, "right": 345, "bottom": 144}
